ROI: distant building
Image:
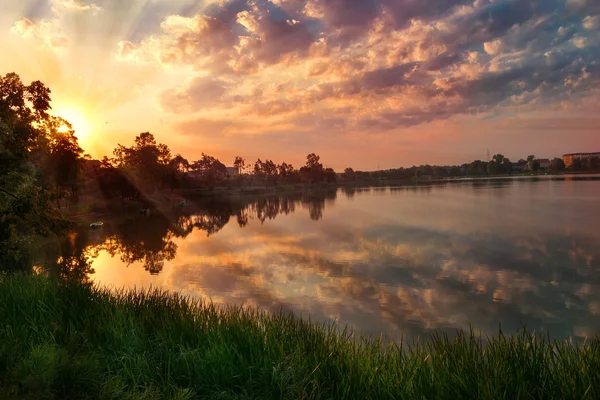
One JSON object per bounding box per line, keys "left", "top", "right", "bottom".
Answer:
{"left": 563, "top": 152, "right": 600, "bottom": 168}
{"left": 537, "top": 159, "right": 551, "bottom": 169}
{"left": 512, "top": 160, "right": 527, "bottom": 172}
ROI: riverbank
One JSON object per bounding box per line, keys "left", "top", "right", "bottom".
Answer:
{"left": 1, "top": 274, "right": 598, "bottom": 399}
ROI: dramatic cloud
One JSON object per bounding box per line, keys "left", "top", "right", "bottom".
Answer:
{"left": 112, "top": 0, "right": 598, "bottom": 137}
{"left": 4, "top": 0, "right": 600, "bottom": 166}
{"left": 161, "top": 76, "right": 232, "bottom": 112}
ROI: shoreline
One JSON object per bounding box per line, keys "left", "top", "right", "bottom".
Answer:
{"left": 61, "top": 172, "right": 600, "bottom": 224}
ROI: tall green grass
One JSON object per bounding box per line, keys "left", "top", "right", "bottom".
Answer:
{"left": 0, "top": 274, "right": 598, "bottom": 399}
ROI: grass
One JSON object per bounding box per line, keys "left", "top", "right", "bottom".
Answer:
{"left": 0, "top": 274, "right": 598, "bottom": 399}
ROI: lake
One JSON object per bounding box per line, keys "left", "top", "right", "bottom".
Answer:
{"left": 43, "top": 176, "right": 600, "bottom": 341}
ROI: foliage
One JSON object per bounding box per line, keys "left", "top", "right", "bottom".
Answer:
{"left": 0, "top": 72, "right": 79, "bottom": 270}
{"left": 191, "top": 153, "right": 228, "bottom": 187}
{"left": 300, "top": 153, "right": 326, "bottom": 183}
{"left": 112, "top": 132, "right": 172, "bottom": 192}
{"left": 95, "top": 156, "right": 140, "bottom": 200}
{"left": 551, "top": 157, "right": 566, "bottom": 171}
{"left": 1, "top": 274, "right": 599, "bottom": 400}
{"left": 233, "top": 156, "right": 245, "bottom": 175}
{"left": 467, "top": 160, "right": 488, "bottom": 176}
{"left": 487, "top": 154, "right": 512, "bottom": 175}
{"left": 342, "top": 167, "right": 355, "bottom": 181}
{"left": 570, "top": 156, "right": 600, "bottom": 171}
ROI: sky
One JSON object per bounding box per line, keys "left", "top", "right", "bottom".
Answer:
{"left": 1, "top": 0, "right": 599, "bottom": 170}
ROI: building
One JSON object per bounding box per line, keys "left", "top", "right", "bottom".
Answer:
{"left": 537, "top": 159, "right": 551, "bottom": 169}
{"left": 512, "top": 160, "right": 527, "bottom": 173}
{"left": 563, "top": 152, "right": 600, "bottom": 168}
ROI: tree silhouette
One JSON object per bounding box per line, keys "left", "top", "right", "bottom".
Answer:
{"left": 112, "top": 132, "right": 172, "bottom": 193}
{"left": 191, "top": 153, "right": 228, "bottom": 187}
{"left": 551, "top": 158, "right": 566, "bottom": 171}
{"left": 233, "top": 156, "right": 245, "bottom": 175}
{"left": 0, "top": 73, "right": 73, "bottom": 270}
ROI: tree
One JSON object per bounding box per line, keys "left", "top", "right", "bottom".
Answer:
{"left": 233, "top": 156, "right": 245, "bottom": 175}
{"left": 170, "top": 154, "right": 190, "bottom": 173}
{"left": 94, "top": 156, "right": 139, "bottom": 199}
{"left": 164, "top": 154, "right": 190, "bottom": 191}
{"left": 589, "top": 156, "right": 600, "bottom": 171}
{"left": 46, "top": 118, "right": 85, "bottom": 196}
{"left": 112, "top": 132, "right": 172, "bottom": 193}
{"left": 501, "top": 157, "right": 512, "bottom": 174}
{"left": 525, "top": 155, "right": 537, "bottom": 172}
{"left": 570, "top": 157, "right": 583, "bottom": 171}
{"left": 467, "top": 160, "right": 487, "bottom": 176}
{"left": 263, "top": 159, "right": 278, "bottom": 182}
{"left": 487, "top": 154, "right": 511, "bottom": 175}
{"left": 550, "top": 158, "right": 566, "bottom": 171}
{"left": 343, "top": 167, "right": 355, "bottom": 181}
{"left": 324, "top": 168, "right": 337, "bottom": 183}
{"left": 487, "top": 160, "right": 499, "bottom": 175}
{"left": 191, "top": 153, "right": 227, "bottom": 187}
{"left": 277, "top": 162, "right": 295, "bottom": 182}
{"left": 0, "top": 73, "right": 71, "bottom": 270}
{"left": 253, "top": 159, "right": 264, "bottom": 179}
{"left": 300, "top": 153, "right": 325, "bottom": 183}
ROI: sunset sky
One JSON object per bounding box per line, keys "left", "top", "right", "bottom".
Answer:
{"left": 2, "top": 0, "right": 599, "bottom": 170}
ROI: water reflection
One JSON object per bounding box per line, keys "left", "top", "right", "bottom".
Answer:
{"left": 41, "top": 178, "right": 600, "bottom": 341}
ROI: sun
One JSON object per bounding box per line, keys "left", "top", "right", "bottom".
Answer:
{"left": 55, "top": 106, "right": 92, "bottom": 144}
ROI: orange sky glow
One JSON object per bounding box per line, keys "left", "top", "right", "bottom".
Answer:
{"left": 2, "top": 0, "right": 599, "bottom": 170}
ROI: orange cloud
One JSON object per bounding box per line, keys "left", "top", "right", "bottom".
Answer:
{"left": 11, "top": 17, "right": 69, "bottom": 49}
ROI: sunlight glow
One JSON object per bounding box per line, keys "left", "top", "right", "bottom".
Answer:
{"left": 55, "top": 106, "right": 92, "bottom": 145}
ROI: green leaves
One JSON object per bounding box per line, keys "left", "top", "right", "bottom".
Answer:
{"left": 1, "top": 73, "right": 78, "bottom": 272}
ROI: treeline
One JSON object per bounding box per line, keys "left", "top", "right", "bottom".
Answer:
{"left": 91, "top": 132, "right": 339, "bottom": 201}
{"left": 569, "top": 156, "right": 600, "bottom": 171}
{"left": 349, "top": 154, "right": 577, "bottom": 182}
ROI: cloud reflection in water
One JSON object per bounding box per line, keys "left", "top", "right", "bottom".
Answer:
{"left": 54, "top": 179, "right": 600, "bottom": 341}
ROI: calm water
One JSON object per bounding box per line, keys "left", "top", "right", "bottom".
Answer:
{"left": 44, "top": 176, "right": 600, "bottom": 341}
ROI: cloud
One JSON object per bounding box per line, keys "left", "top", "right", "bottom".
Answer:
{"left": 112, "top": 0, "right": 600, "bottom": 133}
{"left": 51, "top": 0, "right": 101, "bottom": 14}
{"left": 11, "top": 17, "right": 70, "bottom": 49}
{"left": 160, "top": 76, "right": 232, "bottom": 113}
{"left": 117, "top": 0, "right": 318, "bottom": 73}
{"left": 380, "top": 0, "right": 472, "bottom": 30}
{"left": 583, "top": 15, "right": 600, "bottom": 30}
{"left": 9, "top": 0, "right": 104, "bottom": 51}
{"left": 566, "top": 0, "right": 600, "bottom": 15}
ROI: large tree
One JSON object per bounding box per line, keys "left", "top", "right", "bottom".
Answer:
{"left": 191, "top": 153, "right": 227, "bottom": 187}
{"left": 0, "top": 73, "right": 74, "bottom": 269}
{"left": 112, "top": 132, "right": 172, "bottom": 193}
{"left": 300, "top": 153, "right": 325, "bottom": 183}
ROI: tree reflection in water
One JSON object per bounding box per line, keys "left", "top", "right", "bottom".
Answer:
{"left": 49, "top": 189, "right": 338, "bottom": 278}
